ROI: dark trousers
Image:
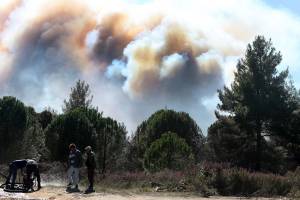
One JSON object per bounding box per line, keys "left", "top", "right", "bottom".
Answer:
{"left": 6, "top": 165, "right": 17, "bottom": 188}
{"left": 26, "top": 164, "right": 41, "bottom": 188}
{"left": 87, "top": 168, "right": 95, "bottom": 188}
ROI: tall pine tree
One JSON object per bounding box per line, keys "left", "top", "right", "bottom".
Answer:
{"left": 63, "top": 80, "right": 93, "bottom": 113}
{"left": 217, "top": 36, "right": 298, "bottom": 170}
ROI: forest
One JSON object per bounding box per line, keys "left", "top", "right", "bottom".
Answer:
{"left": 0, "top": 36, "right": 299, "bottom": 197}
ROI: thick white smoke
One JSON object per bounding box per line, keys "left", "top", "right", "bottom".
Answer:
{"left": 0, "top": 0, "right": 300, "bottom": 133}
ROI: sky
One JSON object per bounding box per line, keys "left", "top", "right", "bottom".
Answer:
{"left": 136, "top": 0, "right": 300, "bottom": 15}
{"left": 264, "top": 0, "right": 300, "bottom": 15}
{"left": 0, "top": 0, "right": 300, "bottom": 134}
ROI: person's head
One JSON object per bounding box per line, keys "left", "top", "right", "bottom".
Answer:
{"left": 26, "top": 159, "right": 36, "bottom": 165}
{"left": 84, "top": 146, "right": 92, "bottom": 153}
{"left": 69, "top": 143, "right": 76, "bottom": 152}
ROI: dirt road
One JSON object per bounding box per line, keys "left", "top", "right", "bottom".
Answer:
{"left": 0, "top": 187, "right": 285, "bottom": 200}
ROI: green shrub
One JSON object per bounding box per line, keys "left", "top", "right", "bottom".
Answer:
{"left": 183, "top": 162, "right": 294, "bottom": 197}
{"left": 132, "top": 109, "right": 205, "bottom": 167}
{"left": 212, "top": 168, "right": 292, "bottom": 197}
{"left": 287, "top": 167, "right": 300, "bottom": 198}
{"left": 144, "top": 132, "right": 194, "bottom": 172}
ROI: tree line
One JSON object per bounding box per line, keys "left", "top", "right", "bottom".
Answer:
{"left": 0, "top": 36, "right": 299, "bottom": 174}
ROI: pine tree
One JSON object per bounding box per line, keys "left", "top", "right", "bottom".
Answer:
{"left": 63, "top": 80, "right": 93, "bottom": 113}
{"left": 217, "top": 36, "right": 298, "bottom": 170}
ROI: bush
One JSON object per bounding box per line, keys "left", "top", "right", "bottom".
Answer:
{"left": 182, "top": 162, "right": 294, "bottom": 197}
{"left": 131, "top": 109, "right": 204, "bottom": 167}
{"left": 90, "top": 169, "right": 187, "bottom": 191}
{"left": 45, "top": 108, "right": 96, "bottom": 161}
{"left": 213, "top": 168, "right": 292, "bottom": 197}
{"left": 144, "top": 132, "right": 194, "bottom": 172}
{"left": 287, "top": 167, "right": 300, "bottom": 198}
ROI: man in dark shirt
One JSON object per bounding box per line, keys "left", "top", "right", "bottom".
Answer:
{"left": 67, "top": 143, "right": 82, "bottom": 191}
{"left": 5, "top": 159, "right": 41, "bottom": 190}
{"left": 84, "top": 146, "right": 96, "bottom": 194}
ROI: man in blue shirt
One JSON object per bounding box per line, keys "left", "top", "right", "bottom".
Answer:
{"left": 67, "top": 143, "right": 82, "bottom": 191}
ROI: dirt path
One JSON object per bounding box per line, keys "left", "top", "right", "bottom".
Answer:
{"left": 0, "top": 187, "right": 284, "bottom": 200}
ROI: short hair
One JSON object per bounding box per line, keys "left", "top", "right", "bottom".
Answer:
{"left": 69, "top": 143, "right": 76, "bottom": 149}
{"left": 85, "top": 146, "right": 92, "bottom": 151}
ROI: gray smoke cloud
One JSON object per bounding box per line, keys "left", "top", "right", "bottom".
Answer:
{"left": 1, "top": 0, "right": 300, "bottom": 133}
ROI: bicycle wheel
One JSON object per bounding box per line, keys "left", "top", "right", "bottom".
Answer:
{"left": 0, "top": 183, "right": 6, "bottom": 188}
{"left": 3, "top": 183, "right": 27, "bottom": 193}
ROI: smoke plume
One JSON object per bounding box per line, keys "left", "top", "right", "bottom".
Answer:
{"left": 1, "top": 0, "right": 300, "bottom": 133}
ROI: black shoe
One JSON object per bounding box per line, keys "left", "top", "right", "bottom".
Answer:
{"left": 66, "top": 186, "right": 80, "bottom": 193}
{"left": 73, "top": 187, "right": 80, "bottom": 192}
{"left": 72, "top": 184, "right": 79, "bottom": 191}
{"left": 67, "top": 183, "right": 72, "bottom": 187}
{"left": 66, "top": 187, "right": 71, "bottom": 192}
{"left": 84, "top": 187, "right": 95, "bottom": 194}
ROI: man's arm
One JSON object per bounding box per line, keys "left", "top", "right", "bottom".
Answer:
{"left": 92, "top": 153, "right": 96, "bottom": 169}
{"left": 77, "top": 150, "right": 83, "bottom": 167}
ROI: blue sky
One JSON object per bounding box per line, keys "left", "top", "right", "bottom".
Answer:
{"left": 264, "top": 0, "right": 300, "bottom": 15}
{"left": 134, "top": 0, "right": 300, "bottom": 13}
{"left": 133, "top": 0, "right": 300, "bottom": 17}
{"left": 263, "top": 0, "right": 300, "bottom": 87}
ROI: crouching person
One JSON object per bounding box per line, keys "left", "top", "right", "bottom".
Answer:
{"left": 5, "top": 159, "right": 41, "bottom": 191}
{"left": 25, "top": 159, "right": 41, "bottom": 191}
{"left": 67, "top": 143, "right": 82, "bottom": 192}
{"left": 84, "top": 146, "right": 96, "bottom": 194}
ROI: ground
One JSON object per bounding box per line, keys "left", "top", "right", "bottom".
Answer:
{"left": 0, "top": 186, "right": 286, "bottom": 200}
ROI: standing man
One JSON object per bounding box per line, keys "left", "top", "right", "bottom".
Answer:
{"left": 84, "top": 146, "right": 96, "bottom": 194}
{"left": 67, "top": 143, "right": 82, "bottom": 192}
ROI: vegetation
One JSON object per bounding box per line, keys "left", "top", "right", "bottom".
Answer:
{"left": 34, "top": 162, "right": 300, "bottom": 198}
{"left": 46, "top": 82, "right": 127, "bottom": 172}
{"left": 129, "top": 109, "right": 204, "bottom": 170}
{"left": 144, "top": 132, "right": 194, "bottom": 172}
{"left": 0, "top": 96, "right": 27, "bottom": 162}
{"left": 95, "top": 116, "right": 127, "bottom": 173}
{"left": 0, "top": 36, "right": 299, "bottom": 197}
{"left": 63, "top": 79, "right": 93, "bottom": 113}
{"left": 45, "top": 108, "right": 96, "bottom": 161}
{"left": 210, "top": 35, "right": 300, "bottom": 172}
